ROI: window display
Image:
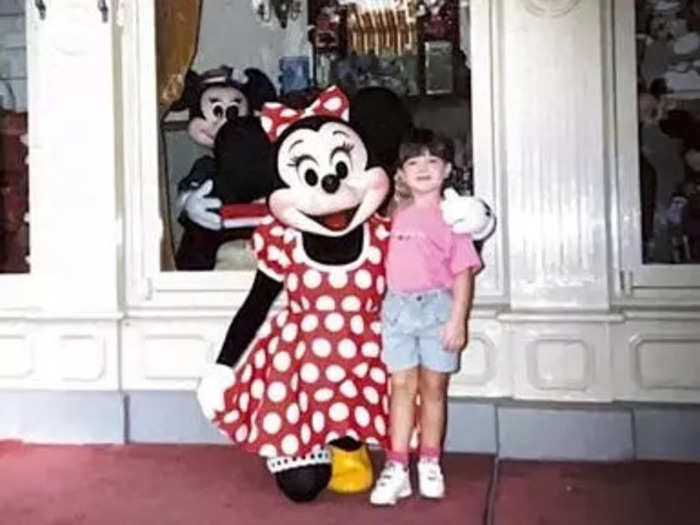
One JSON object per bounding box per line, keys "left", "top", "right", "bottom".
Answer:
{"left": 636, "top": 0, "right": 700, "bottom": 264}
{"left": 157, "top": 0, "right": 474, "bottom": 272}
{"left": 0, "top": 0, "right": 29, "bottom": 274}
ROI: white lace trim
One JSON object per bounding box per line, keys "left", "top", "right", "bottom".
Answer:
{"left": 266, "top": 449, "right": 331, "bottom": 474}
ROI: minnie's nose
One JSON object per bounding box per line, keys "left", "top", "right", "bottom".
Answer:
{"left": 321, "top": 174, "right": 340, "bottom": 194}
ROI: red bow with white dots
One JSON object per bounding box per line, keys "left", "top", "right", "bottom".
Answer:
{"left": 260, "top": 85, "right": 350, "bottom": 143}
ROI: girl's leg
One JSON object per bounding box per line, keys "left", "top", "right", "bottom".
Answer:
{"left": 417, "top": 367, "right": 450, "bottom": 453}
{"left": 389, "top": 366, "right": 419, "bottom": 462}
{"left": 416, "top": 367, "right": 450, "bottom": 499}
{"left": 370, "top": 367, "right": 418, "bottom": 505}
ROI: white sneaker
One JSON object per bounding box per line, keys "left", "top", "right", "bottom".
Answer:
{"left": 369, "top": 461, "right": 412, "bottom": 505}
{"left": 417, "top": 459, "right": 445, "bottom": 499}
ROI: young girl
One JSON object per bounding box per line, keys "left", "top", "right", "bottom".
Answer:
{"left": 370, "top": 128, "right": 483, "bottom": 505}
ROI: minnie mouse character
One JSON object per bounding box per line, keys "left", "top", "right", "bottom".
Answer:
{"left": 172, "top": 66, "right": 277, "bottom": 270}
{"left": 197, "top": 86, "right": 496, "bottom": 502}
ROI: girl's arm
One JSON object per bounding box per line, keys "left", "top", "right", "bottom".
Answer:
{"left": 441, "top": 268, "right": 475, "bottom": 351}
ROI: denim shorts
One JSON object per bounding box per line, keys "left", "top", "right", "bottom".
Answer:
{"left": 381, "top": 289, "right": 460, "bottom": 373}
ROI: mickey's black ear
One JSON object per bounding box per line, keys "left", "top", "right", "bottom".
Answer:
{"left": 169, "top": 69, "right": 202, "bottom": 114}
{"left": 242, "top": 68, "right": 278, "bottom": 112}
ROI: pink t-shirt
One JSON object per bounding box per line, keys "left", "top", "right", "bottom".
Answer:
{"left": 386, "top": 203, "right": 483, "bottom": 293}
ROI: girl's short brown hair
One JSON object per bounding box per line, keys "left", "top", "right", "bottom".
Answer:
{"left": 398, "top": 127, "right": 472, "bottom": 196}
{"left": 398, "top": 127, "right": 454, "bottom": 166}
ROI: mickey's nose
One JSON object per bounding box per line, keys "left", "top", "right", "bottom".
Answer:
{"left": 225, "top": 105, "right": 239, "bottom": 121}
{"left": 321, "top": 174, "right": 340, "bottom": 194}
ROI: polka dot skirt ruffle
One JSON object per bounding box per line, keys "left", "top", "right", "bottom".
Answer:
{"left": 213, "top": 215, "right": 393, "bottom": 458}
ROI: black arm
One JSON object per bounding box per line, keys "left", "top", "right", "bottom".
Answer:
{"left": 177, "top": 155, "right": 216, "bottom": 193}
{"left": 216, "top": 270, "right": 283, "bottom": 367}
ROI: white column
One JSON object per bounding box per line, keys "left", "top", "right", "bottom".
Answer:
{"left": 500, "top": 0, "right": 610, "bottom": 310}
{"left": 497, "top": 0, "right": 615, "bottom": 401}
{"left": 0, "top": 0, "right": 120, "bottom": 392}
{"left": 30, "top": 0, "right": 119, "bottom": 314}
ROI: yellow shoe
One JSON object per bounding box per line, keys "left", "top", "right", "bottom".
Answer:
{"left": 327, "top": 442, "right": 374, "bottom": 494}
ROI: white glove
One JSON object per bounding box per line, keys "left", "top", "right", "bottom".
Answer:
{"left": 196, "top": 363, "right": 236, "bottom": 420}
{"left": 178, "top": 179, "right": 222, "bottom": 231}
{"left": 440, "top": 188, "right": 497, "bottom": 241}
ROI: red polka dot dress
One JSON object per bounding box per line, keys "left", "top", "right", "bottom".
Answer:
{"left": 213, "top": 215, "right": 392, "bottom": 458}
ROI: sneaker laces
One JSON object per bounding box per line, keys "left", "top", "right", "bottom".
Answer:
{"left": 420, "top": 461, "right": 443, "bottom": 482}
{"left": 377, "top": 462, "right": 405, "bottom": 486}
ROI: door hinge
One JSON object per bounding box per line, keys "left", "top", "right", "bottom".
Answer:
{"left": 97, "top": 0, "right": 109, "bottom": 23}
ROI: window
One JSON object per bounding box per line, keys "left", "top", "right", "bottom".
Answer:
{"left": 636, "top": 0, "right": 700, "bottom": 265}
{"left": 122, "top": 0, "right": 503, "bottom": 307}
{"left": 0, "top": 0, "right": 35, "bottom": 310}
{"left": 614, "top": 0, "right": 700, "bottom": 298}
{"left": 0, "top": 0, "right": 29, "bottom": 275}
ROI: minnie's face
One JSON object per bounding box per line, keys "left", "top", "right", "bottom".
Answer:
{"left": 188, "top": 85, "right": 249, "bottom": 148}
{"left": 269, "top": 120, "right": 389, "bottom": 237}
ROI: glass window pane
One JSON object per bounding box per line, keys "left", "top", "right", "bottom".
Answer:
{"left": 156, "top": 0, "right": 473, "bottom": 272}
{"left": 0, "top": 0, "right": 29, "bottom": 274}
{"left": 636, "top": 1, "right": 700, "bottom": 264}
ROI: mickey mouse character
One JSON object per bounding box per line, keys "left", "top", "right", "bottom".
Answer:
{"left": 172, "top": 66, "right": 277, "bottom": 270}
{"left": 197, "top": 86, "right": 496, "bottom": 502}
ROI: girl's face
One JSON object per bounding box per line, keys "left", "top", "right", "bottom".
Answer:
{"left": 398, "top": 150, "right": 451, "bottom": 197}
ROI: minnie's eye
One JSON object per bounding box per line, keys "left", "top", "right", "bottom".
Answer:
{"left": 304, "top": 169, "right": 318, "bottom": 186}
{"left": 336, "top": 161, "right": 348, "bottom": 179}
{"left": 213, "top": 104, "right": 224, "bottom": 118}
{"left": 330, "top": 143, "right": 353, "bottom": 177}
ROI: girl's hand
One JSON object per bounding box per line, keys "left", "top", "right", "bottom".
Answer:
{"left": 440, "top": 189, "right": 496, "bottom": 241}
{"left": 441, "top": 317, "right": 468, "bottom": 352}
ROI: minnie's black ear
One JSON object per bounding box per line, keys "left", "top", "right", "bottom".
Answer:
{"left": 242, "top": 68, "right": 278, "bottom": 112}
{"left": 214, "top": 116, "right": 276, "bottom": 203}
{"left": 350, "top": 87, "right": 413, "bottom": 172}
{"left": 170, "top": 69, "right": 203, "bottom": 114}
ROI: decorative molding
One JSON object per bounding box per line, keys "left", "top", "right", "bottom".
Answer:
{"left": 631, "top": 334, "right": 700, "bottom": 390}
{"left": 510, "top": 322, "right": 611, "bottom": 401}
{"left": 142, "top": 334, "right": 214, "bottom": 380}
{"left": 521, "top": 0, "right": 581, "bottom": 18}
{"left": 58, "top": 335, "right": 107, "bottom": 381}
{"left": 0, "top": 335, "right": 33, "bottom": 378}
{"left": 453, "top": 333, "right": 497, "bottom": 385}
{"left": 527, "top": 337, "right": 593, "bottom": 391}
{"left": 612, "top": 323, "right": 700, "bottom": 403}
{"left": 499, "top": 311, "right": 624, "bottom": 323}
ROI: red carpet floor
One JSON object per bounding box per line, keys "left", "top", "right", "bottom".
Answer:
{"left": 2, "top": 441, "right": 700, "bottom": 525}
{"left": 492, "top": 460, "right": 700, "bottom": 525}
{"left": 0, "top": 441, "right": 491, "bottom": 525}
